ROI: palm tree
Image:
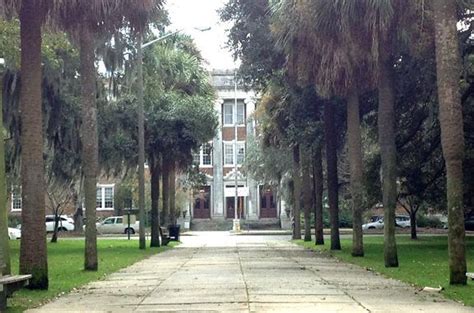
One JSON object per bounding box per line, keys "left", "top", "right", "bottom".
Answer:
{"left": 18, "top": 0, "right": 49, "bottom": 289}
{"left": 52, "top": 0, "right": 163, "bottom": 270}
{"left": 0, "top": 69, "right": 9, "bottom": 275}
{"left": 432, "top": 0, "right": 467, "bottom": 285}
{"left": 272, "top": 0, "right": 421, "bottom": 263}
{"left": 292, "top": 145, "right": 301, "bottom": 240}
{"left": 301, "top": 147, "right": 312, "bottom": 242}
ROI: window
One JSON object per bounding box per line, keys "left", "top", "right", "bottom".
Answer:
{"left": 194, "top": 143, "right": 213, "bottom": 166}
{"left": 97, "top": 184, "right": 114, "bottom": 210}
{"left": 202, "top": 143, "right": 212, "bottom": 165}
{"left": 236, "top": 103, "right": 245, "bottom": 124}
{"left": 237, "top": 143, "right": 245, "bottom": 165}
{"left": 224, "top": 143, "right": 234, "bottom": 165}
{"left": 11, "top": 189, "right": 21, "bottom": 211}
{"left": 223, "top": 103, "right": 233, "bottom": 125}
{"left": 223, "top": 142, "right": 245, "bottom": 166}
{"left": 223, "top": 102, "right": 245, "bottom": 125}
{"left": 193, "top": 152, "right": 201, "bottom": 165}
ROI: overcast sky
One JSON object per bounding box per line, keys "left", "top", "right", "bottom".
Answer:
{"left": 166, "top": 0, "right": 238, "bottom": 70}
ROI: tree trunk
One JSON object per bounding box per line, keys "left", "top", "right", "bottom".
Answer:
{"left": 51, "top": 217, "right": 59, "bottom": 243}
{"left": 0, "top": 73, "right": 10, "bottom": 275}
{"left": 137, "top": 33, "right": 146, "bottom": 250}
{"left": 347, "top": 91, "right": 364, "bottom": 257}
{"left": 432, "top": 0, "right": 466, "bottom": 285}
{"left": 19, "top": 1, "right": 48, "bottom": 289}
{"left": 378, "top": 54, "right": 398, "bottom": 267}
{"left": 292, "top": 145, "right": 302, "bottom": 240}
{"left": 150, "top": 155, "right": 161, "bottom": 247}
{"left": 313, "top": 145, "right": 324, "bottom": 245}
{"left": 301, "top": 147, "right": 312, "bottom": 242}
{"left": 169, "top": 162, "right": 176, "bottom": 225}
{"left": 162, "top": 158, "right": 170, "bottom": 226}
{"left": 324, "top": 102, "right": 340, "bottom": 250}
{"left": 409, "top": 210, "right": 417, "bottom": 240}
{"left": 80, "top": 25, "right": 98, "bottom": 271}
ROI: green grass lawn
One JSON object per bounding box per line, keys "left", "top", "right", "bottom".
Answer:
{"left": 7, "top": 239, "right": 177, "bottom": 312}
{"left": 296, "top": 235, "right": 474, "bottom": 306}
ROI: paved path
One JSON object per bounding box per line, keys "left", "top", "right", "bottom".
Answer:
{"left": 29, "top": 232, "right": 473, "bottom": 312}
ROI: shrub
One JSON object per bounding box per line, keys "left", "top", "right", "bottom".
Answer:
{"left": 417, "top": 215, "right": 444, "bottom": 228}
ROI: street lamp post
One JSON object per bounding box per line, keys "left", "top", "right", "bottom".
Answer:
{"left": 232, "top": 71, "right": 240, "bottom": 232}
{"left": 136, "top": 27, "right": 210, "bottom": 248}
{"left": 137, "top": 34, "right": 146, "bottom": 249}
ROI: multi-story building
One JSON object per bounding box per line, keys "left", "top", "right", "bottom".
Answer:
{"left": 190, "top": 70, "right": 286, "bottom": 229}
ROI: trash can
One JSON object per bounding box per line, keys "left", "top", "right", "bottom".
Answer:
{"left": 168, "top": 224, "right": 180, "bottom": 241}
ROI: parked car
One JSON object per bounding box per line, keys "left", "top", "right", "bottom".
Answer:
{"left": 362, "top": 218, "right": 384, "bottom": 230}
{"left": 95, "top": 216, "right": 139, "bottom": 234}
{"left": 46, "top": 215, "right": 74, "bottom": 224}
{"left": 395, "top": 215, "right": 411, "bottom": 228}
{"left": 45, "top": 215, "right": 75, "bottom": 232}
{"left": 8, "top": 227, "right": 21, "bottom": 240}
{"left": 363, "top": 215, "right": 411, "bottom": 230}
{"left": 465, "top": 215, "right": 474, "bottom": 231}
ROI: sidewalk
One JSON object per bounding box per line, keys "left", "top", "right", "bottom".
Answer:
{"left": 28, "top": 232, "right": 473, "bottom": 312}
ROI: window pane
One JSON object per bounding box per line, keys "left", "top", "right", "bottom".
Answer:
{"left": 202, "top": 143, "right": 212, "bottom": 165}
{"left": 237, "top": 143, "right": 245, "bottom": 165}
{"left": 12, "top": 190, "right": 22, "bottom": 210}
{"left": 96, "top": 188, "right": 102, "bottom": 208}
{"left": 193, "top": 151, "right": 200, "bottom": 165}
{"left": 223, "top": 103, "right": 233, "bottom": 125}
{"left": 224, "top": 143, "right": 234, "bottom": 165}
{"left": 237, "top": 103, "right": 245, "bottom": 124}
{"left": 104, "top": 187, "right": 114, "bottom": 208}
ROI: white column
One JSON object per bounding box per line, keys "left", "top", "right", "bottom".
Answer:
{"left": 212, "top": 99, "right": 224, "bottom": 218}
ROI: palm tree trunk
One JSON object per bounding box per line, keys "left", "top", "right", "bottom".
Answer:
{"left": 301, "top": 147, "right": 312, "bottom": 242}
{"left": 162, "top": 158, "right": 170, "bottom": 226}
{"left": 19, "top": 1, "right": 48, "bottom": 289}
{"left": 150, "top": 155, "right": 161, "bottom": 247}
{"left": 347, "top": 91, "right": 364, "bottom": 257}
{"left": 378, "top": 54, "right": 398, "bottom": 268}
{"left": 169, "top": 162, "right": 176, "bottom": 225}
{"left": 324, "top": 102, "right": 340, "bottom": 250}
{"left": 313, "top": 145, "right": 324, "bottom": 245}
{"left": 0, "top": 73, "right": 10, "bottom": 275}
{"left": 292, "top": 145, "right": 302, "bottom": 240}
{"left": 432, "top": 0, "right": 466, "bottom": 285}
{"left": 80, "top": 24, "right": 98, "bottom": 271}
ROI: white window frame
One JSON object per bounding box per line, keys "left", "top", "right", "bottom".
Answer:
{"left": 223, "top": 141, "right": 245, "bottom": 166}
{"left": 96, "top": 184, "right": 114, "bottom": 211}
{"left": 223, "top": 142, "right": 234, "bottom": 165}
{"left": 223, "top": 102, "right": 245, "bottom": 126}
{"left": 201, "top": 143, "right": 212, "bottom": 167}
{"left": 194, "top": 143, "right": 213, "bottom": 167}
{"left": 11, "top": 188, "right": 22, "bottom": 212}
{"left": 223, "top": 102, "right": 234, "bottom": 126}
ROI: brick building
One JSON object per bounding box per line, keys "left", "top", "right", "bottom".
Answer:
{"left": 190, "top": 70, "right": 287, "bottom": 230}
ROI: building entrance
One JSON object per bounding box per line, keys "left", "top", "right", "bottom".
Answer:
{"left": 225, "top": 196, "right": 245, "bottom": 219}
{"left": 193, "top": 186, "right": 211, "bottom": 219}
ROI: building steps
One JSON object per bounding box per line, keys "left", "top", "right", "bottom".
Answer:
{"left": 191, "top": 218, "right": 281, "bottom": 231}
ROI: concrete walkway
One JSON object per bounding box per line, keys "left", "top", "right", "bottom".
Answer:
{"left": 28, "top": 232, "right": 473, "bottom": 312}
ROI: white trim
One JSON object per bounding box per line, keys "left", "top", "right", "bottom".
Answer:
{"left": 195, "top": 142, "right": 213, "bottom": 167}
{"left": 96, "top": 184, "right": 115, "bottom": 211}
{"left": 222, "top": 101, "right": 246, "bottom": 127}
{"left": 222, "top": 141, "right": 245, "bottom": 166}
{"left": 11, "top": 189, "right": 22, "bottom": 212}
